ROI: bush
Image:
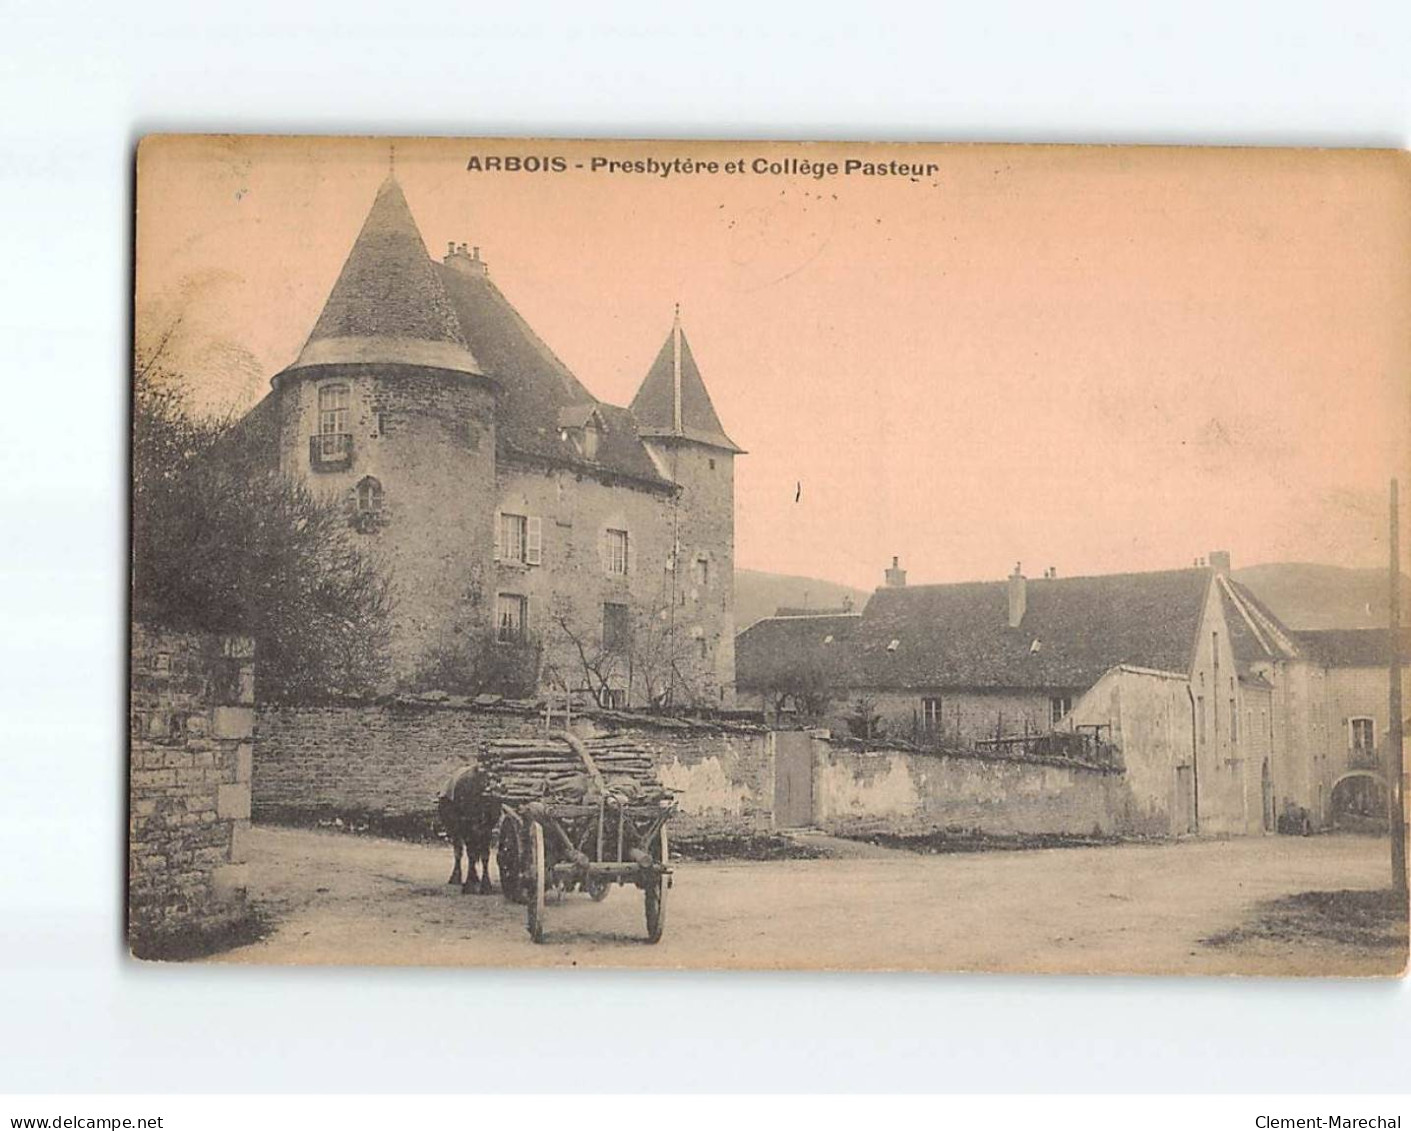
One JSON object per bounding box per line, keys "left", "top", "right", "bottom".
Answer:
{"left": 132, "top": 363, "right": 394, "bottom": 702}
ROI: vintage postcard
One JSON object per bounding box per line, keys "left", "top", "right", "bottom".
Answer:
{"left": 130, "top": 135, "right": 1409, "bottom": 974}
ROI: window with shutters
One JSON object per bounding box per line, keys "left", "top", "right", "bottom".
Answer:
{"left": 1050, "top": 695, "right": 1072, "bottom": 724}
{"left": 605, "top": 528, "right": 629, "bottom": 576}
{"left": 603, "top": 602, "right": 630, "bottom": 654}
{"left": 496, "top": 594, "right": 528, "bottom": 643}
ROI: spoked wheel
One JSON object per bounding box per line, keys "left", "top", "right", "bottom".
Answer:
{"left": 643, "top": 826, "right": 668, "bottom": 944}
{"left": 497, "top": 821, "right": 524, "bottom": 904}
{"left": 586, "top": 877, "right": 612, "bottom": 902}
{"left": 526, "top": 821, "right": 547, "bottom": 944}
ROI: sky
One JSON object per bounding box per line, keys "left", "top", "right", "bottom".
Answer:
{"left": 135, "top": 136, "right": 1411, "bottom": 591}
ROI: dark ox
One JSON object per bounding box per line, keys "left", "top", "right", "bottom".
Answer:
{"left": 437, "top": 765, "right": 499, "bottom": 894}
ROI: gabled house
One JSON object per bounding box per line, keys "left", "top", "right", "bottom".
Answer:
{"left": 1287, "top": 627, "right": 1411, "bottom": 830}
{"left": 737, "top": 551, "right": 1326, "bottom": 836}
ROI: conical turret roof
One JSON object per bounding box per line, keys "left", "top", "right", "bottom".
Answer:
{"left": 630, "top": 315, "right": 741, "bottom": 452}
{"left": 286, "top": 176, "right": 483, "bottom": 376}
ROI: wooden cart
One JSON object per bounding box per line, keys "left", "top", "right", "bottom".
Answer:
{"left": 489, "top": 731, "right": 675, "bottom": 944}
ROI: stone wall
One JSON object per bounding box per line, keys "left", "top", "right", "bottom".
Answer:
{"left": 253, "top": 703, "right": 775, "bottom": 836}
{"left": 129, "top": 625, "right": 256, "bottom": 957}
{"left": 812, "top": 742, "right": 1130, "bottom": 837}
{"left": 253, "top": 701, "right": 1134, "bottom": 839}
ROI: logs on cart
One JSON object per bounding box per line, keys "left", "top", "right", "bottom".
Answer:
{"left": 480, "top": 735, "right": 674, "bottom": 806}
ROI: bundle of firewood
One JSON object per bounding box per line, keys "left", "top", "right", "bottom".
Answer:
{"left": 480, "top": 734, "right": 674, "bottom": 806}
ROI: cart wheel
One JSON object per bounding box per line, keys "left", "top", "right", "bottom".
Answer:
{"left": 586, "top": 877, "right": 612, "bottom": 902}
{"left": 644, "top": 826, "right": 668, "bottom": 944}
{"left": 497, "top": 822, "right": 523, "bottom": 904}
{"left": 526, "top": 821, "right": 547, "bottom": 944}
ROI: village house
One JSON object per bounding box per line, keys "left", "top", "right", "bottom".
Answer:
{"left": 236, "top": 174, "right": 742, "bottom": 706}
{"left": 1281, "top": 628, "right": 1411, "bottom": 831}
{"left": 737, "top": 552, "right": 1403, "bottom": 837}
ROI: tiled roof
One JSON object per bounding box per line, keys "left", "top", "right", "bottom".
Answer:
{"left": 837, "top": 568, "right": 1211, "bottom": 691}
{"left": 435, "top": 262, "right": 672, "bottom": 488}
{"left": 630, "top": 325, "right": 742, "bottom": 452}
{"left": 1216, "top": 575, "right": 1303, "bottom": 672}
{"left": 735, "top": 614, "right": 861, "bottom": 692}
{"left": 287, "top": 178, "right": 483, "bottom": 377}
{"left": 1295, "top": 627, "right": 1411, "bottom": 667}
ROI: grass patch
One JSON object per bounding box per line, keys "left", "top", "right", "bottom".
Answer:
{"left": 256, "top": 807, "right": 828, "bottom": 862}
{"left": 840, "top": 828, "right": 1126, "bottom": 855}
{"left": 1203, "top": 888, "right": 1409, "bottom": 952}
{"left": 254, "top": 804, "right": 442, "bottom": 843}
{"left": 129, "top": 907, "right": 271, "bottom": 961}
{"left": 669, "top": 833, "right": 829, "bottom": 862}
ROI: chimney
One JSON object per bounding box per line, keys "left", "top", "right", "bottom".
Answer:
{"left": 444, "top": 241, "right": 488, "bottom": 277}
{"left": 884, "top": 556, "right": 907, "bottom": 588}
{"left": 1008, "top": 562, "right": 1027, "bottom": 628}
{"left": 1208, "top": 550, "right": 1231, "bottom": 576}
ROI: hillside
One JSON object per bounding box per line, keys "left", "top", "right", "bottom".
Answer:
{"left": 735, "top": 562, "right": 1405, "bottom": 634}
{"left": 734, "top": 569, "right": 870, "bottom": 630}
{"left": 1233, "top": 563, "right": 1407, "bottom": 630}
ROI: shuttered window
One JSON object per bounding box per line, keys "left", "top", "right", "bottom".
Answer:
{"left": 496, "top": 513, "right": 542, "bottom": 565}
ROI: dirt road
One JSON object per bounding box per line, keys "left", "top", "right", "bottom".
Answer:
{"left": 215, "top": 826, "right": 1404, "bottom": 975}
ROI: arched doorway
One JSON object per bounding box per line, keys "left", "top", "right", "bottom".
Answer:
{"left": 1329, "top": 771, "right": 1390, "bottom": 834}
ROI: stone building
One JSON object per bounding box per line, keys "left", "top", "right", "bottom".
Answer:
{"left": 736, "top": 551, "right": 1396, "bottom": 837}
{"left": 238, "top": 175, "right": 741, "bottom": 706}
{"left": 1277, "top": 628, "right": 1411, "bottom": 831}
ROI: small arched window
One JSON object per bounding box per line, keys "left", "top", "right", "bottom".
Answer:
{"left": 356, "top": 476, "right": 384, "bottom": 514}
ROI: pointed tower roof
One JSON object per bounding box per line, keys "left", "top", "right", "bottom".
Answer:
{"left": 285, "top": 176, "right": 483, "bottom": 377}
{"left": 630, "top": 310, "right": 743, "bottom": 453}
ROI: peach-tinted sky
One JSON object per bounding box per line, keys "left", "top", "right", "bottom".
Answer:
{"left": 136, "top": 136, "right": 1411, "bottom": 591}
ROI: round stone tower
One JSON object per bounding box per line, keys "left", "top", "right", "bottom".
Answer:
{"left": 270, "top": 175, "right": 498, "bottom": 682}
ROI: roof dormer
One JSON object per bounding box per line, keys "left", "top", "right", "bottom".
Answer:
{"left": 557, "top": 403, "right": 606, "bottom": 460}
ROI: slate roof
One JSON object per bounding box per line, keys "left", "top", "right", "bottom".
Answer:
{"left": 630, "top": 326, "right": 742, "bottom": 452}
{"left": 287, "top": 177, "right": 483, "bottom": 377}
{"left": 1295, "top": 628, "right": 1411, "bottom": 667}
{"left": 735, "top": 614, "right": 862, "bottom": 692}
{"left": 277, "top": 175, "right": 736, "bottom": 490}
{"left": 435, "top": 264, "right": 672, "bottom": 487}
